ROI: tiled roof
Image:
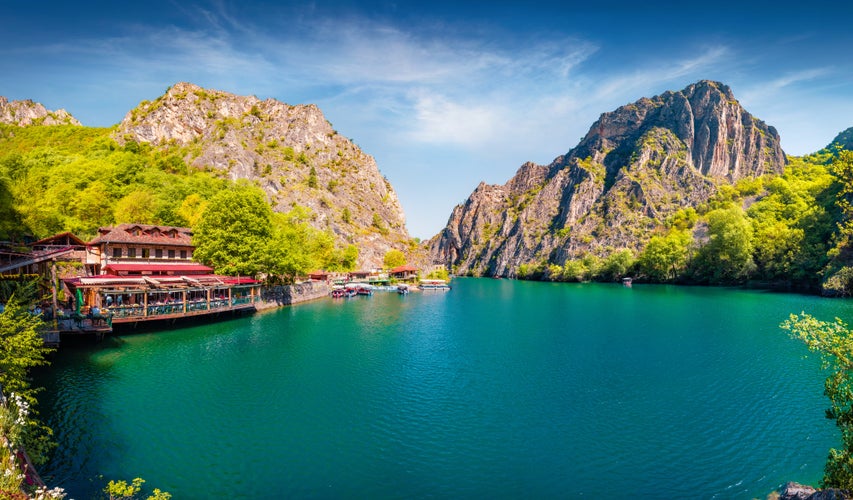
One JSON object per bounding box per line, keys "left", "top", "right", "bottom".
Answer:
{"left": 30, "top": 232, "right": 86, "bottom": 247}
{"left": 88, "top": 224, "right": 193, "bottom": 247}
{"left": 390, "top": 265, "right": 418, "bottom": 273}
{"left": 104, "top": 263, "right": 213, "bottom": 273}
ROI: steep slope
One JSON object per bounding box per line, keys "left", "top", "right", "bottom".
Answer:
{"left": 828, "top": 127, "right": 853, "bottom": 151}
{"left": 0, "top": 97, "right": 80, "bottom": 126}
{"left": 114, "top": 82, "right": 408, "bottom": 266}
{"left": 429, "top": 80, "right": 786, "bottom": 276}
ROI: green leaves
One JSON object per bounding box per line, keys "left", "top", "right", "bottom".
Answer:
{"left": 193, "top": 189, "right": 358, "bottom": 281}
{"left": 784, "top": 313, "right": 853, "bottom": 488}
{"left": 637, "top": 230, "right": 691, "bottom": 281}
{"left": 383, "top": 249, "right": 406, "bottom": 269}
{"left": 193, "top": 184, "right": 273, "bottom": 277}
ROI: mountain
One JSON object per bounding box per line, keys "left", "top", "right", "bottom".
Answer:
{"left": 0, "top": 97, "right": 80, "bottom": 126}
{"left": 428, "top": 80, "right": 787, "bottom": 277}
{"left": 828, "top": 127, "right": 853, "bottom": 152}
{"left": 114, "top": 82, "right": 409, "bottom": 266}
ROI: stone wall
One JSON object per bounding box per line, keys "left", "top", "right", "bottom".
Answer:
{"left": 258, "top": 282, "right": 330, "bottom": 309}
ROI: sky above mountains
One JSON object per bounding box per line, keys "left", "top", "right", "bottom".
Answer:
{"left": 2, "top": 0, "right": 852, "bottom": 238}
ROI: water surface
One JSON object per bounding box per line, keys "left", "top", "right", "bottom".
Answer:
{"left": 38, "top": 279, "right": 851, "bottom": 498}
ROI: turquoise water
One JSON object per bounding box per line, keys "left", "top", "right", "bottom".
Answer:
{"left": 36, "top": 279, "right": 853, "bottom": 498}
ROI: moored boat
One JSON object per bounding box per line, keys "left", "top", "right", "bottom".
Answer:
{"left": 419, "top": 279, "right": 451, "bottom": 291}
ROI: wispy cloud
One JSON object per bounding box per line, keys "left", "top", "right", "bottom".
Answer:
{"left": 3, "top": 3, "right": 848, "bottom": 236}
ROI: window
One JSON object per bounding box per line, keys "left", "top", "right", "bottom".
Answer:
{"left": 142, "top": 248, "right": 150, "bottom": 258}
{"left": 155, "top": 249, "right": 163, "bottom": 259}
{"left": 128, "top": 248, "right": 136, "bottom": 258}
{"left": 168, "top": 249, "right": 175, "bottom": 259}
{"left": 112, "top": 247, "right": 122, "bottom": 258}
{"left": 180, "top": 250, "right": 187, "bottom": 260}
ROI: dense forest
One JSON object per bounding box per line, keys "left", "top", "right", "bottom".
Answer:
{"left": 0, "top": 124, "right": 359, "bottom": 282}
{"left": 514, "top": 139, "right": 853, "bottom": 295}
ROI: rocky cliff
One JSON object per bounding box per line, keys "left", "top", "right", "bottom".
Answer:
{"left": 0, "top": 97, "right": 80, "bottom": 126}
{"left": 429, "top": 80, "right": 787, "bottom": 276}
{"left": 114, "top": 82, "right": 409, "bottom": 267}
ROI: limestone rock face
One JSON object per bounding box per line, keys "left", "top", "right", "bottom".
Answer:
{"left": 114, "top": 82, "right": 409, "bottom": 267}
{"left": 428, "top": 80, "right": 787, "bottom": 276}
{"left": 0, "top": 97, "right": 81, "bottom": 126}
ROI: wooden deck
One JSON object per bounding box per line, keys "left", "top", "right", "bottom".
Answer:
{"left": 110, "top": 301, "right": 257, "bottom": 325}
{"left": 43, "top": 300, "right": 258, "bottom": 345}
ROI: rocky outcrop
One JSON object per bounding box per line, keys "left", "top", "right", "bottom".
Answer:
{"left": 0, "top": 97, "right": 80, "bottom": 126}
{"left": 429, "top": 80, "right": 787, "bottom": 276}
{"left": 114, "top": 82, "right": 408, "bottom": 267}
{"left": 778, "top": 482, "right": 850, "bottom": 500}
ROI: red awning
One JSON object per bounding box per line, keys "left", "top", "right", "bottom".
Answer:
{"left": 104, "top": 263, "right": 213, "bottom": 273}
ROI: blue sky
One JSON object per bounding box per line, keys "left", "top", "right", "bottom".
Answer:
{"left": 2, "top": 1, "right": 852, "bottom": 239}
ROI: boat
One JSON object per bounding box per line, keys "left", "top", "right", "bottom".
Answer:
{"left": 397, "top": 284, "right": 410, "bottom": 295}
{"left": 419, "top": 279, "right": 451, "bottom": 291}
{"left": 622, "top": 277, "right": 633, "bottom": 287}
{"left": 346, "top": 283, "right": 373, "bottom": 296}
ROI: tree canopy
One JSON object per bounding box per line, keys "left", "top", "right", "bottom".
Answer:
{"left": 383, "top": 249, "right": 406, "bottom": 269}
{"left": 192, "top": 183, "right": 274, "bottom": 276}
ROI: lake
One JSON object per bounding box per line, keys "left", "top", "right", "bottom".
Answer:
{"left": 36, "top": 279, "right": 851, "bottom": 498}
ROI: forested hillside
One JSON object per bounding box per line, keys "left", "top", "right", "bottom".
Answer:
{"left": 0, "top": 124, "right": 359, "bottom": 280}
{"left": 514, "top": 147, "right": 853, "bottom": 294}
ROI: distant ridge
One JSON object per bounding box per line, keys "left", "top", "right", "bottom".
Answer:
{"left": 0, "top": 96, "right": 80, "bottom": 126}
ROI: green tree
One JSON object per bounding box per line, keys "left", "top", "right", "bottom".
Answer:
{"left": 599, "top": 249, "right": 635, "bottom": 281}
{"left": 0, "top": 291, "right": 55, "bottom": 465}
{"left": 637, "top": 230, "right": 691, "bottom": 281}
{"left": 307, "top": 166, "right": 318, "bottom": 188}
{"left": 114, "top": 190, "right": 159, "bottom": 224}
{"left": 783, "top": 313, "right": 853, "bottom": 489}
{"left": 178, "top": 193, "right": 208, "bottom": 228}
{"left": 105, "top": 477, "right": 171, "bottom": 500}
{"left": 263, "top": 216, "right": 320, "bottom": 284}
{"left": 340, "top": 244, "right": 359, "bottom": 271}
{"left": 193, "top": 184, "right": 273, "bottom": 276}
{"left": 372, "top": 213, "right": 388, "bottom": 235}
{"left": 692, "top": 205, "right": 755, "bottom": 283}
{"left": 383, "top": 249, "right": 406, "bottom": 269}
{"left": 0, "top": 174, "right": 23, "bottom": 240}
{"left": 0, "top": 295, "right": 52, "bottom": 398}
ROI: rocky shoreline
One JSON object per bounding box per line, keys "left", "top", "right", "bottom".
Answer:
{"left": 779, "top": 482, "right": 850, "bottom": 499}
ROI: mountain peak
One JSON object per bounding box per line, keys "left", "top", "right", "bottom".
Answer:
{"left": 0, "top": 96, "right": 81, "bottom": 127}
{"left": 576, "top": 79, "right": 784, "bottom": 180}
{"left": 114, "top": 83, "right": 408, "bottom": 267}
{"left": 429, "top": 80, "right": 786, "bottom": 276}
